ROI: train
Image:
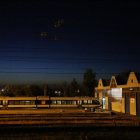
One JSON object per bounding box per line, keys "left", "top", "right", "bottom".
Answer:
{"left": 0, "top": 96, "right": 101, "bottom": 109}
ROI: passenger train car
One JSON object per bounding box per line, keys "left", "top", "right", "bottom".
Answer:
{"left": 0, "top": 96, "right": 101, "bottom": 109}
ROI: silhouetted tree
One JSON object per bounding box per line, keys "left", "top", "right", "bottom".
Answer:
{"left": 70, "top": 78, "right": 79, "bottom": 96}
{"left": 3, "top": 85, "right": 22, "bottom": 97}
{"left": 82, "top": 69, "right": 97, "bottom": 96}
{"left": 115, "top": 70, "right": 131, "bottom": 85}
{"left": 116, "top": 70, "right": 131, "bottom": 77}
{"left": 23, "top": 85, "right": 43, "bottom": 97}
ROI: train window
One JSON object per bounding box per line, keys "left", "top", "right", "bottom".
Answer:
{"left": 2, "top": 100, "right": 8, "bottom": 105}
{"left": 25, "top": 101, "right": 30, "bottom": 105}
{"left": 20, "top": 101, "right": 25, "bottom": 105}
{"left": 0, "top": 100, "right": 2, "bottom": 105}
{"left": 31, "top": 101, "right": 35, "bottom": 105}
{"left": 88, "top": 100, "right": 92, "bottom": 104}
{"left": 9, "top": 101, "right": 14, "bottom": 105}
{"left": 41, "top": 100, "right": 45, "bottom": 104}
{"left": 72, "top": 100, "right": 76, "bottom": 105}
{"left": 78, "top": 100, "right": 82, "bottom": 105}
{"left": 15, "top": 101, "right": 20, "bottom": 105}
{"left": 51, "top": 100, "right": 56, "bottom": 105}
{"left": 83, "top": 100, "right": 88, "bottom": 104}
{"left": 46, "top": 100, "right": 49, "bottom": 104}
{"left": 67, "top": 100, "right": 71, "bottom": 105}
{"left": 37, "top": 100, "right": 41, "bottom": 104}
{"left": 57, "top": 100, "right": 61, "bottom": 105}
{"left": 62, "top": 100, "right": 66, "bottom": 105}
{"left": 92, "top": 100, "right": 100, "bottom": 105}
{"left": 96, "top": 100, "right": 100, "bottom": 104}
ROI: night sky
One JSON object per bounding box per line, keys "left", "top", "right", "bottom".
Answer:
{"left": 0, "top": 1, "right": 140, "bottom": 86}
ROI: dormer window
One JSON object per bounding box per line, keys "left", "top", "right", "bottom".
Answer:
{"left": 131, "top": 79, "right": 133, "bottom": 83}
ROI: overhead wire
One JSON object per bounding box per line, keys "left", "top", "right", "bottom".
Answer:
{"left": 0, "top": 16, "right": 139, "bottom": 76}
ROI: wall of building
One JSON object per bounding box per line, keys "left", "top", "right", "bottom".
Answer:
{"left": 111, "top": 98, "right": 125, "bottom": 113}
{"left": 130, "top": 98, "right": 136, "bottom": 115}
{"left": 112, "top": 102, "right": 121, "bottom": 112}
{"left": 105, "top": 97, "right": 108, "bottom": 109}
{"left": 99, "top": 92, "right": 103, "bottom": 105}
{"left": 121, "top": 98, "right": 125, "bottom": 113}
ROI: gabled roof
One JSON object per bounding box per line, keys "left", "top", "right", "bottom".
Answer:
{"left": 96, "top": 72, "right": 140, "bottom": 90}
{"left": 110, "top": 76, "right": 117, "bottom": 88}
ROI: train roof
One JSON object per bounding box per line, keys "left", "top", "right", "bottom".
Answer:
{"left": 50, "top": 96, "right": 98, "bottom": 100}
{"left": 0, "top": 96, "right": 98, "bottom": 100}
{"left": 0, "top": 96, "right": 36, "bottom": 100}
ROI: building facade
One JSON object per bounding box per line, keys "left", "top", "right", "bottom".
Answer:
{"left": 95, "top": 72, "right": 140, "bottom": 116}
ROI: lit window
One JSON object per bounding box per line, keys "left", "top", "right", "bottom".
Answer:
{"left": 67, "top": 100, "right": 71, "bottom": 104}
{"left": 52, "top": 100, "right": 56, "bottom": 104}
{"left": 83, "top": 100, "right": 87, "bottom": 104}
{"left": 88, "top": 100, "right": 92, "bottom": 104}
{"left": 57, "top": 100, "right": 61, "bottom": 105}
{"left": 20, "top": 101, "right": 24, "bottom": 105}
{"left": 72, "top": 101, "right": 76, "bottom": 105}
{"left": 15, "top": 101, "right": 20, "bottom": 105}
{"left": 31, "top": 101, "right": 35, "bottom": 105}
{"left": 25, "top": 101, "right": 30, "bottom": 105}
{"left": 62, "top": 101, "right": 66, "bottom": 105}
{"left": 41, "top": 100, "right": 45, "bottom": 104}
{"left": 9, "top": 101, "right": 14, "bottom": 105}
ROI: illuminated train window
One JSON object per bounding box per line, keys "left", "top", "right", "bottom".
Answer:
{"left": 83, "top": 100, "right": 87, "bottom": 104}
{"left": 88, "top": 100, "right": 92, "bottom": 104}
{"left": 57, "top": 100, "right": 61, "bottom": 105}
{"left": 41, "top": 100, "right": 45, "bottom": 104}
{"left": 72, "top": 101, "right": 76, "bottom": 105}
{"left": 51, "top": 100, "right": 56, "bottom": 104}
{"left": 62, "top": 101, "right": 66, "bottom": 105}
{"left": 3, "top": 100, "right": 8, "bottom": 105}
{"left": 15, "top": 101, "right": 20, "bottom": 105}
{"left": 20, "top": 101, "right": 25, "bottom": 105}
{"left": 9, "top": 101, "right": 14, "bottom": 105}
{"left": 31, "top": 101, "right": 35, "bottom": 105}
{"left": 67, "top": 100, "right": 71, "bottom": 104}
{"left": 25, "top": 101, "right": 30, "bottom": 105}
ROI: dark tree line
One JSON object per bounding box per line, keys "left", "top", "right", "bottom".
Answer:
{"left": 1, "top": 70, "right": 131, "bottom": 97}
{"left": 0, "top": 85, "right": 44, "bottom": 97}
{"left": 62, "top": 69, "right": 97, "bottom": 97}
{"left": 0, "top": 69, "right": 98, "bottom": 97}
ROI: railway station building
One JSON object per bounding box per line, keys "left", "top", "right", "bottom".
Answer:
{"left": 95, "top": 72, "right": 140, "bottom": 116}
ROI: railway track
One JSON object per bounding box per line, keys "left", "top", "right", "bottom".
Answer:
{"left": 0, "top": 113, "right": 140, "bottom": 140}
{"left": 0, "top": 113, "right": 139, "bottom": 127}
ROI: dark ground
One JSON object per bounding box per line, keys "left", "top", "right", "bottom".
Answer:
{"left": 0, "top": 126, "right": 140, "bottom": 140}
{"left": 0, "top": 108, "right": 140, "bottom": 139}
